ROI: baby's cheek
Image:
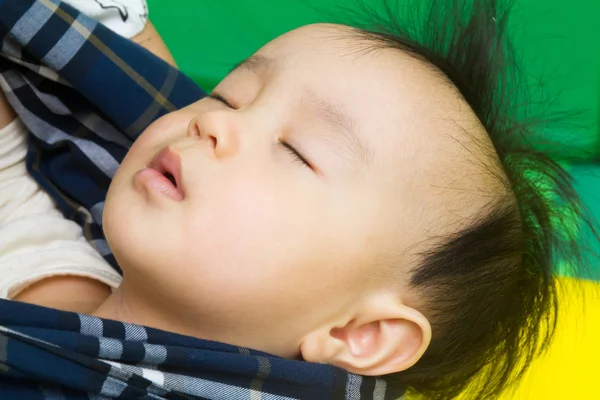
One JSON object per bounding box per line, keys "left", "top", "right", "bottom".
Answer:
{"left": 176, "top": 184, "right": 339, "bottom": 322}
{"left": 127, "top": 109, "right": 194, "bottom": 158}
{"left": 182, "top": 182, "right": 292, "bottom": 270}
{"left": 225, "top": 189, "right": 287, "bottom": 260}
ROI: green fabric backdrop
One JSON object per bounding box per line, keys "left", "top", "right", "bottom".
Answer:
{"left": 147, "top": 0, "right": 599, "bottom": 280}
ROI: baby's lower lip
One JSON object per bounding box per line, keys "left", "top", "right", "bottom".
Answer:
{"left": 134, "top": 168, "right": 184, "bottom": 201}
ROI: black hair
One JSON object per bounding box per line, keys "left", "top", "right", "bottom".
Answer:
{"left": 326, "top": 0, "right": 599, "bottom": 398}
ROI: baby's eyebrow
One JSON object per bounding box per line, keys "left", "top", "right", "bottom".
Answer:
{"left": 228, "top": 55, "right": 276, "bottom": 79}
{"left": 301, "top": 89, "right": 373, "bottom": 167}
{"left": 229, "top": 55, "right": 372, "bottom": 167}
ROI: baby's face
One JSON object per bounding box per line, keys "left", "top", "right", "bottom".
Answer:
{"left": 104, "top": 24, "right": 481, "bottom": 358}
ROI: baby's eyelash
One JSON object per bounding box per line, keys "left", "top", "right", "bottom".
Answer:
{"left": 208, "top": 93, "right": 235, "bottom": 109}
{"left": 207, "top": 94, "right": 310, "bottom": 169}
{"left": 279, "top": 139, "right": 311, "bottom": 168}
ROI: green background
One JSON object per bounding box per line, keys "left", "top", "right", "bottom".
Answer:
{"left": 147, "top": 0, "right": 599, "bottom": 279}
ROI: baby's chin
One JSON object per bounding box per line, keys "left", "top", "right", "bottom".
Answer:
{"left": 101, "top": 182, "right": 143, "bottom": 261}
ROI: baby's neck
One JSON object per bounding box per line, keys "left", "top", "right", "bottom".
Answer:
{"left": 90, "top": 280, "right": 199, "bottom": 337}
{"left": 90, "top": 284, "right": 140, "bottom": 324}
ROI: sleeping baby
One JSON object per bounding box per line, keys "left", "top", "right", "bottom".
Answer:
{"left": 1, "top": 0, "right": 590, "bottom": 398}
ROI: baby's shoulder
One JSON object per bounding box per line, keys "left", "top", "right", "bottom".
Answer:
{"left": 12, "top": 275, "right": 112, "bottom": 314}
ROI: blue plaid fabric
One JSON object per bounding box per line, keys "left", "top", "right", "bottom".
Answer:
{"left": 0, "top": 0, "right": 205, "bottom": 270}
{"left": 0, "top": 0, "right": 407, "bottom": 399}
{"left": 0, "top": 299, "right": 406, "bottom": 399}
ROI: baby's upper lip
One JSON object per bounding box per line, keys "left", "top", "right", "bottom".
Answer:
{"left": 149, "top": 146, "right": 184, "bottom": 195}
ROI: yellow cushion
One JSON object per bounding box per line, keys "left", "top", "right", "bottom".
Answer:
{"left": 413, "top": 278, "right": 600, "bottom": 399}
{"left": 501, "top": 278, "right": 600, "bottom": 399}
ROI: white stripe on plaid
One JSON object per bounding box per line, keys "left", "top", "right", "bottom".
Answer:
{"left": 102, "top": 358, "right": 299, "bottom": 400}
{"left": 76, "top": 113, "right": 133, "bottom": 148}
{"left": 105, "top": 360, "right": 147, "bottom": 378}
{"left": 43, "top": 12, "right": 97, "bottom": 70}
{"left": 79, "top": 313, "right": 104, "bottom": 337}
{"left": 104, "top": 360, "right": 170, "bottom": 396}
{"left": 99, "top": 337, "right": 124, "bottom": 359}
{"left": 373, "top": 379, "right": 386, "bottom": 398}
{"left": 1, "top": 37, "right": 23, "bottom": 62}
{"left": 346, "top": 374, "right": 363, "bottom": 400}
{"left": 90, "top": 202, "right": 105, "bottom": 225}
{"left": 142, "top": 368, "right": 165, "bottom": 387}
{"left": 0, "top": 325, "right": 60, "bottom": 349}
{"left": 8, "top": 96, "right": 122, "bottom": 177}
{"left": 11, "top": 0, "right": 59, "bottom": 46}
{"left": 100, "top": 370, "right": 129, "bottom": 398}
{"left": 164, "top": 372, "right": 296, "bottom": 400}
{"left": 91, "top": 239, "right": 114, "bottom": 256}
{"left": 0, "top": 52, "right": 64, "bottom": 82}
{"left": 123, "top": 322, "right": 147, "bottom": 341}
{"left": 0, "top": 71, "right": 122, "bottom": 178}
{"left": 142, "top": 342, "right": 168, "bottom": 364}
{"left": 250, "top": 356, "right": 271, "bottom": 399}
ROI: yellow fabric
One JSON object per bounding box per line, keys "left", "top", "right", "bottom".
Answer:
{"left": 501, "top": 278, "right": 600, "bottom": 399}
{"left": 410, "top": 278, "right": 600, "bottom": 399}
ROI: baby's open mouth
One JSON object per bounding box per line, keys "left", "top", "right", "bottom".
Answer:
{"left": 163, "top": 171, "right": 177, "bottom": 187}
{"left": 147, "top": 147, "right": 185, "bottom": 200}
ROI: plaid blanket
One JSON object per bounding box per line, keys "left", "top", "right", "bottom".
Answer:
{"left": 0, "top": 0, "right": 406, "bottom": 399}
{"left": 0, "top": 0, "right": 204, "bottom": 269}
{"left": 0, "top": 299, "right": 406, "bottom": 399}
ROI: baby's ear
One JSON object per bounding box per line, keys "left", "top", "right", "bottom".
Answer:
{"left": 300, "top": 298, "right": 431, "bottom": 376}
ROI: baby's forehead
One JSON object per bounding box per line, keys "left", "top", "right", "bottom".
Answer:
{"left": 262, "top": 24, "right": 472, "bottom": 128}
{"left": 262, "top": 24, "right": 503, "bottom": 223}
{"left": 264, "top": 26, "right": 490, "bottom": 167}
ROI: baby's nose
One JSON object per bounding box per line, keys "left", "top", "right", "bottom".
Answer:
{"left": 187, "top": 112, "right": 240, "bottom": 159}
